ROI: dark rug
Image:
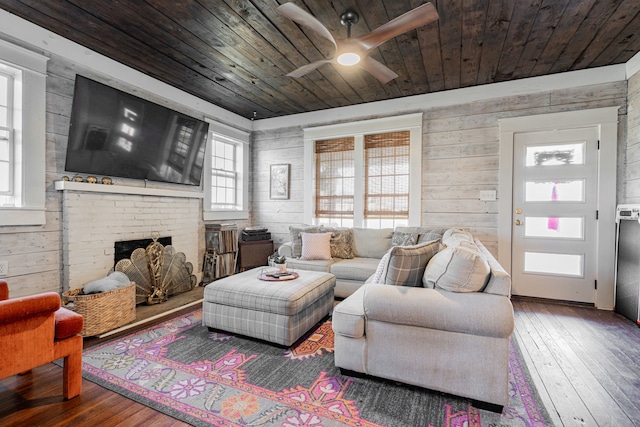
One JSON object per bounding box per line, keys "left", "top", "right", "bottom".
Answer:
{"left": 81, "top": 309, "right": 551, "bottom": 426}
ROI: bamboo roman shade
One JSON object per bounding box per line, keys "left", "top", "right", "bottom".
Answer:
{"left": 315, "top": 137, "right": 355, "bottom": 219}
{"left": 364, "top": 131, "right": 410, "bottom": 220}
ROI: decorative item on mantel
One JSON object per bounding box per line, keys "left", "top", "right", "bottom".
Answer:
{"left": 101, "top": 176, "right": 113, "bottom": 185}
{"left": 86, "top": 175, "right": 98, "bottom": 183}
{"left": 72, "top": 174, "right": 84, "bottom": 182}
{"left": 115, "top": 231, "right": 196, "bottom": 305}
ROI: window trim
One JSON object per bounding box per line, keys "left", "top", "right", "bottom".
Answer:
{"left": 0, "top": 39, "right": 48, "bottom": 226}
{"left": 303, "top": 113, "right": 423, "bottom": 227}
{"left": 203, "top": 119, "right": 249, "bottom": 221}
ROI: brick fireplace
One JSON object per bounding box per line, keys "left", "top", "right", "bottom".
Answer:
{"left": 56, "top": 181, "right": 202, "bottom": 291}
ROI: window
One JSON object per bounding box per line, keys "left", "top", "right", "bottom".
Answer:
{"left": 0, "top": 39, "right": 48, "bottom": 225}
{"left": 203, "top": 120, "right": 249, "bottom": 221}
{"left": 0, "top": 70, "right": 13, "bottom": 197}
{"left": 303, "top": 113, "right": 422, "bottom": 228}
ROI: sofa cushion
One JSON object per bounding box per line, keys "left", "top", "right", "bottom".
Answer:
{"left": 332, "top": 286, "right": 366, "bottom": 339}
{"left": 289, "top": 225, "right": 321, "bottom": 258}
{"left": 442, "top": 228, "right": 474, "bottom": 247}
{"left": 352, "top": 227, "right": 393, "bottom": 258}
{"left": 366, "top": 251, "right": 391, "bottom": 284}
{"left": 300, "top": 232, "right": 332, "bottom": 260}
{"left": 423, "top": 242, "right": 490, "bottom": 292}
{"left": 391, "top": 231, "right": 418, "bottom": 247}
{"left": 322, "top": 226, "right": 355, "bottom": 259}
{"left": 330, "top": 257, "right": 381, "bottom": 282}
{"left": 377, "top": 240, "right": 441, "bottom": 287}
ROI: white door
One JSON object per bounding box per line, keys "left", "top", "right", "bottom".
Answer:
{"left": 511, "top": 127, "right": 599, "bottom": 303}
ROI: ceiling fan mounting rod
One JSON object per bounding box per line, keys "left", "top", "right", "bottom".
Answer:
{"left": 340, "top": 10, "right": 359, "bottom": 38}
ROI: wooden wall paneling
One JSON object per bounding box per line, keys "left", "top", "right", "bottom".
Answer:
{"left": 412, "top": 0, "right": 445, "bottom": 92}
{"left": 530, "top": 0, "right": 596, "bottom": 76}
{"left": 494, "top": 1, "right": 543, "bottom": 80}
{"left": 437, "top": 0, "right": 462, "bottom": 90}
{"left": 224, "top": 0, "right": 362, "bottom": 108}
{"left": 576, "top": 2, "right": 640, "bottom": 69}
{"left": 511, "top": 0, "right": 571, "bottom": 79}
{"left": 476, "top": 0, "right": 515, "bottom": 84}
{"left": 7, "top": 0, "right": 265, "bottom": 117}
{"left": 350, "top": 0, "right": 405, "bottom": 99}
{"left": 378, "top": 0, "right": 429, "bottom": 96}
{"left": 459, "top": 0, "right": 489, "bottom": 87}
{"left": 549, "top": 0, "right": 621, "bottom": 74}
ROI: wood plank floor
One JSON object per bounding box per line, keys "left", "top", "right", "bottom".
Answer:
{"left": 1, "top": 298, "right": 639, "bottom": 426}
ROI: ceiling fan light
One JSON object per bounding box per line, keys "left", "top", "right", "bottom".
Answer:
{"left": 337, "top": 52, "right": 360, "bottom": 66}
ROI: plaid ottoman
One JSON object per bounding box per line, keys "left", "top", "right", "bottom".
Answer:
{"left": 202, "top": 268, "right": 335, "bottom": 346}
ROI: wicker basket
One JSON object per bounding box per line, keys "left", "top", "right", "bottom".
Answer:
{"left": 62, "top": 283, "right": 136, "bottom": 337}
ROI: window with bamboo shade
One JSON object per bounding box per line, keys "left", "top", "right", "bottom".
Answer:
{"left": 364, "top": 131, "right": 410, "bottom": 224}
{"left": 315, "top": 137, "right": 355, "bottom": 221}
{"left": 303, "top": 113, "right": 422, "bottom": 228}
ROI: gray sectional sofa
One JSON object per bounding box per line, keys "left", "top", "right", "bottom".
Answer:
{"left": 279, "top": 225, "right": 515, "bottom": 408}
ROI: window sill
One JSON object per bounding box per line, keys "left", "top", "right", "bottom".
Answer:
{"left": 204, "top": 210, "right": 249, "bottom": 221}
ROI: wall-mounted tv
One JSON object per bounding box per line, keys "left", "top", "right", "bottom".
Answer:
{"left": 65, "top": 75, "right": 209, "bottom": 186}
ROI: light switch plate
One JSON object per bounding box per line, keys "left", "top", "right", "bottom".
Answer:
{"left": 479, "top": 190, "right": 497, "bottom": 201}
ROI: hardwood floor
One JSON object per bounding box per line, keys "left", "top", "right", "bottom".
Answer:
{"left": 1, "top": 298, "right": 639, "bottom": 426}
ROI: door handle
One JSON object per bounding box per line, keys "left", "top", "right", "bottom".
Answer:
{"left": 515, "top": 219, "right": 523, "bottom": 226}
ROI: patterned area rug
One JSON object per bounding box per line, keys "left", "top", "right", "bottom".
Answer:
{"left": 82, "top": 309, "right": 551, "bottom": 427}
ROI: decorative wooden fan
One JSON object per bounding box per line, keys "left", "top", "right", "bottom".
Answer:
{"left": 115, "top": 238, "right": 196, "bottom": 305}
{"left": 277, "top": 2, "right": 439, "bottom": 83}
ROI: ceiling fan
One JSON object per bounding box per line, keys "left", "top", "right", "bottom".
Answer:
{"left": 276, "top": 2, "right": 439, "bottom": 84}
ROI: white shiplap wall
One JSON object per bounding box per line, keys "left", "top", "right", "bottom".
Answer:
{"left": 252, "top": 81, "right": 627, "bottom": 257}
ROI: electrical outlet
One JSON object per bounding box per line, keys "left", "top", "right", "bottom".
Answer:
{"left": 0, "top": 261, "right": 8, "bottom": 276}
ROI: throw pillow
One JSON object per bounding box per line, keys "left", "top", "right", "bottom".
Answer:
{"left": 423, "top": 243, "right": 491, "bottom": 292}
{"left": 391, "top": 231, "right": 419, "bottom": 247}
{"left": 322, "top": 226, "right": 355, "bottom": 259}
{"left": 365, "top": 249, "right": 392, "bottom": 284}
{"left": 441, "top": 228, "right": 474, "bottom": 247}
{"left": 417, "top": 228, "right": 448, "bottom": 244}
{"left": 289, "top": 225, "right": 321, "bottom": 258}
{"left": 300, "top": 232, "right": 332, "bottom": 260}
{"left": 377, "top": 240, "right": 441, "bottom": 287}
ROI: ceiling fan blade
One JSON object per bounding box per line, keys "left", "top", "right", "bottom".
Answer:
{"left": 287, "top": 60, "right": 332, "bottom": 78}
{"left": 277, "top": 3, "right": 337, "bottom": 50}
{"left": 358, "top": 57, "right": 398, "bottom": 84}
{"left": 355, "top": 2, "right": 439, "bottom": 51}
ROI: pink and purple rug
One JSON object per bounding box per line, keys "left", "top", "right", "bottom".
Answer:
{"left": 81, "top": 309, "right": 550, "bottom": 426}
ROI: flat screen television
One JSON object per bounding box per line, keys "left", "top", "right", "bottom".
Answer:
{"left": 65, "top": 75, "right": 209, "bottom": 186}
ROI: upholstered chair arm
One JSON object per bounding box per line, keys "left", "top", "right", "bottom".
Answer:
{"left": 0, "top": 280, "right": 8, "bottom": 301}
{"left": 0, "top": 292, "right": 61, "bottom": 325}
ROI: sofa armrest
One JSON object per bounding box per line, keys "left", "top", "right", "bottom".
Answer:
{"left": 363, "top": 284, "right": 514, "bottom": 338}
{"left": 332, "top": 286, "right": 366, "bottom": 338}
{"left": 277, "top": 242, "right": 293, "bottom": 258}
{"left": 0, "top": 292, "right": 61, "bottom": 325}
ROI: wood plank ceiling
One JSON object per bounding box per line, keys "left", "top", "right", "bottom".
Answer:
{"left": 1, "top": 0, "right": 639, "bottom": 119}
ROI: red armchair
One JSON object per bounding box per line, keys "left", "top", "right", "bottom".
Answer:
{"left": 0, "top": 279, "right": 84, "bottom": 399}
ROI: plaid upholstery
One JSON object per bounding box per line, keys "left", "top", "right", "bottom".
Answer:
{"left": 379, "top": 240, "right": 441, "bottom": 287}
{"left": 202, "top": 268, "right": 335, "bottom": 346}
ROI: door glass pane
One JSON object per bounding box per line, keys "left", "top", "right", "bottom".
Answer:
{"left": 526, "top": 143, "right": 585, "bottom": 166}
{"left": 524, "top": 252, "right": 583, "bottom": 277}
{"left": 525, "top": 180, "right": 584, "bottom": 202}
{"left": 524, "top": 217, "right": 584, "bottom": 239}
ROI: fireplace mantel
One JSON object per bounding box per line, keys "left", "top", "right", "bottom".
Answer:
{"left": 54, "top": 180, "right": 204, "bottom": 199}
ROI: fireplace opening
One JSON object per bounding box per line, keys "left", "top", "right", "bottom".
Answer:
{"left": 114, "top": 237, "right": 172, "bottom": 268}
